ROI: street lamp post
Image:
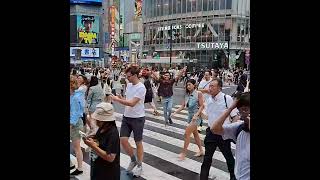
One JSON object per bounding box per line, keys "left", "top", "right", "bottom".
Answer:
{"left": 169, "top": 24, "right": 173, "bottom": 68}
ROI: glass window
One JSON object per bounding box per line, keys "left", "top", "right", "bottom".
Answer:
{"left": 157, "top": 0, "right": 162, "bottom": 16}
{"left": 219, "top": 24, "right": 225, "bottom": 41}
{"left": 182, "top": 0, "right": 186, "bottom": 13}
{"left": 197, "top": 0, "right": 202, "bottom": 11}
{"left": 152, "top": 0, "right": 155, "bottom": 17}
{"left": 176, "top": 0, "right": 181, "bottom": 14}
{"left": 220, "top": 0, "right": 225, "bottom": 10}
{"left": 208, "top": 0, "right": 214, "bottom": 11}
{"left": 214, "top": 0, "right": 219, "bottom": 10}
{"left": 169, "top": 0, "right": 173, "bottom": 14}
{"left": 237, "top": 24, "right": 241, "bottom": 41}
{"left": 213, "top": 24, "right": 219, "bottom": 41}
{"left": 163, "top": 0, "right": 169, "bottom": 15}
{"left": 203, "top": 0, "right": 208, "bottom": 11}
{"left": 191, "top": 0, "right": 196, "bottom": 12}
{"left": 172, "top": 0, "right": 176, "bottom": 14}
{"left": 225, "top": 29, "right": 230, "bottom": 41}
{"left": 226, "top": 0, "right": 232, "bottom": 9}
{"left": 187, "top": 0, "right": 192, "bottom": 13}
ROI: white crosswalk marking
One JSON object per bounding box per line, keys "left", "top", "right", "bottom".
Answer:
{"left": 70, "top": 106, "right": 236, "bottom": 180}
{"left": 114, "top": 120, "right": 231, "bottom": 163}
{"left": 70, "top": 154, "right": 90, "bottom": 180}
{"left": 121, "top": 153, "right": 183, "bottom": 180}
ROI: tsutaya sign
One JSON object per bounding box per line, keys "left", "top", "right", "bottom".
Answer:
{"left": 158, "top": 23, "right": 204, "bottom": 31}
{"left": 196, "top": 42, "right": 228, "bottom": 49}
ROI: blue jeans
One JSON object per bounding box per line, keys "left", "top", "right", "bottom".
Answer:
{"left": 162, "top": 96, "right": 173, "bottom": 123}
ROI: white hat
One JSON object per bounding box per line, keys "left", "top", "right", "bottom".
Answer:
{"left": 91, "top": 102, "right": 115, "bottom": 122}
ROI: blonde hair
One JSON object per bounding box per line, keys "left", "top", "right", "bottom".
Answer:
{"left": 70, "top": 76, "right": 79, "bottom": 91}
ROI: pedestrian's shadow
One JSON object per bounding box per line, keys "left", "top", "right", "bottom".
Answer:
{"left": 121, "top": 169, "right": 135, "bottom": 180}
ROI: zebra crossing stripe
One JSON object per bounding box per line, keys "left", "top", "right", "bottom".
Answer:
{"left": 76, "top": 141, "right": 182, "bottom": 180}
{"left": 70, "top": 154, "right": 90, "bottom": 180}
{"left": 145, "top": 108, "right": 209, "bottom": 129}
{"left": 153, "top": 107, "right": 209, "bottom": 124}
{"left": 114, "top": 120, "right": 230, "bottom": 163}
{"left": 116, "top": 112, "right": 236, "bottom": 150}
{"left": 126, "top": 138, "right": 229, "bottom": 180}
{"left": 120, "top": 153, "right": 183, "bottom": 180}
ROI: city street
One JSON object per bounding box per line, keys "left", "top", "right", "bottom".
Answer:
{"left": 70, "top": 82, "right": 237, "bottom": 180}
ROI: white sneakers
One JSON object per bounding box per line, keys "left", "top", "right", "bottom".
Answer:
{"left": 127, "top": 161, "right": 143, "bottom": 177}
{"left": 126, "top": 161, "right": 137, "bottom": 172}
{"left": 132, "top": 165, "right": 143, "bottom": 177}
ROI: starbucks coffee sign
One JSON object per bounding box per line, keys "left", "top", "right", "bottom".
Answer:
{"left": 196, "top": 42, "right": 228, "bottom": 49}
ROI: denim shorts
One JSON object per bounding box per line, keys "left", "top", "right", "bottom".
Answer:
{"left": 120, "top": 116, "right": 145, "bottom": 142}
{"left": 70, "top": 119, "right": 84, "bottom": 141}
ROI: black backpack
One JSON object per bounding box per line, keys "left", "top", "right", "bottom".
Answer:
{"left": 231, "top": 123, "right": 246, "bottom": 144}
{"left": 144, "top": 79, "right": 153, "bottom": 98}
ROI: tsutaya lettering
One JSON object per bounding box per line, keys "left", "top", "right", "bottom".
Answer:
{"left": 196, "top": 42, "right": 228, "bottom": 49}
{"left": 158, "top": 23, "right": 204, "bottom": 31}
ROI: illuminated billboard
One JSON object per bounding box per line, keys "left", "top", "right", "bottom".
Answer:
{"left": 77, "top": 15, "right": 99, "bottom": 44}
{"left": 70, "top": 0, "right": 102, "bottom": 5}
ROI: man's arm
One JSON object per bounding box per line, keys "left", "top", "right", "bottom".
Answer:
{"left": 211, "top": 99, "right": 239, "bottom": 135}
{"left": 175, "top": 67, "right": 187, "bottom": 82}
{"left": 112, "top": 96, "right": 140, "bottom": 107}
{"left": 151, "top": 71, "right": 160, "bottom": 81}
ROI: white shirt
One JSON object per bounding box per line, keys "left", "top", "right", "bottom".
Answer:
{"left": 198, "top": 79, "right": 212, "bottom": 103}
{"left": 223, "top": 121, "right": 250, "bottom": 180}
{"left": 206, "top": 92, "right": 239, "bottom": 128}
{"left": 124, "top": 82, "right": 146, "bottom": 118}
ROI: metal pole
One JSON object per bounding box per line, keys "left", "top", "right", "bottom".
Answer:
{"left": 227, "top": 39, "right": 230, "bottom": 69}
{"left": 169, "top": 24, "right": 172, "bottom": 68}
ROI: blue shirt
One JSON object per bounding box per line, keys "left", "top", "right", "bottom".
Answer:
{"left": 70, "top": 90, "right": 85, "bottom": 125}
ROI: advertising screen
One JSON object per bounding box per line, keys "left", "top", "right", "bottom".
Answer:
{"left": 77, "top": 15, "right": 99, "bottom": 44}
{"left": 70, "top": 0, "right": 102, "bottom": 5}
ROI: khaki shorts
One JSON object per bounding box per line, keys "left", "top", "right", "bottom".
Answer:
{"left": 70, "top": 119, "right": 84, "bottom": 141}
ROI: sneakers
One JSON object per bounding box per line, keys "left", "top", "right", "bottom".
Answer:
{"left": 70, "top": 165, "right": 75, "bottom": 170}
{"left": 70, "top": 169, "right": 83, "bottom": 176}
{"left": 127, "top": 161, "right": 137, "bottom": 172}
{"left": 132, "top": 165, "right": 143, "bottom": 177}
{"left": 168, "top": 117, "right": 173, "bottom": 124}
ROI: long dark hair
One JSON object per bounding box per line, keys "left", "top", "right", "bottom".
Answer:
{"left": 185, "top": 79, "right": 197, "bottom": 94}
{"left": 86, "top": 76, "right": 99, "bottom": 97}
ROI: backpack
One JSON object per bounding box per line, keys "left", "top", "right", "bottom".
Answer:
{"left": 144, "top": 79, "right": 153, "bottom": 98}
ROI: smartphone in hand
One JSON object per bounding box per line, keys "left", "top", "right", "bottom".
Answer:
{"left": 79, "top": 130, "right": 88, "bottom": 139}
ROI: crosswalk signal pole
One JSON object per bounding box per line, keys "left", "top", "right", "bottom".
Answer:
{"left": 169, "top": 24, "right": 172, "bottom": 68}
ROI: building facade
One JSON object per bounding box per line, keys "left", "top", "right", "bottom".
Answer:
{"left": 70, "top": 0, "right": 104, "bottom": 66}
{"left": 142, "top": 0, "right": 250, "bottom": 69}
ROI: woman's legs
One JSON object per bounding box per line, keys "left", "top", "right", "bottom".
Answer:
{"left": 179, "top": 124, "right": 197, "bottom": 160}
{"left": 72, "top": 138, "right": 83, "bottom": 171}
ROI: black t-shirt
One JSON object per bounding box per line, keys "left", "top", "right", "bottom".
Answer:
{"left": 90, "top": 125, "right": 120, "bottom": 180}
{"left": 158, "top": 79, "right": 175, "bottom": 97}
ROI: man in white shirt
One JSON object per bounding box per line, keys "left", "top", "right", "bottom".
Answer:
{"left": 197, "top": 70, "right": 213, "bottom": 131}
{"left": 211, "top": 92, "right": 250, "bottom": 180}
{"left": 111, "top": 65, "right": 146, "bottom": 177}
{"left": 200, "top": 78, "right": 240, "bottom": 180}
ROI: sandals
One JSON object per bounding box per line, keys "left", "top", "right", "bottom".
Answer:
{"left": 194, "top": 151, "right": 204, "bottom": 157}
{"left": 178, "top": 153, "right": 186, "bottom": 161}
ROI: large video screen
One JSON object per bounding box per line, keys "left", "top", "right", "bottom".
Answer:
{"left": 77, "top": 15, "right": 99, "bottom": 44}
{"left": 70, "top": 0, "right": 102, "bottom": 5}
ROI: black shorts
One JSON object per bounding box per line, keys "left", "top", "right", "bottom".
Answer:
{"left": 120, "top": 116, "right": 145, "bottom": 142}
